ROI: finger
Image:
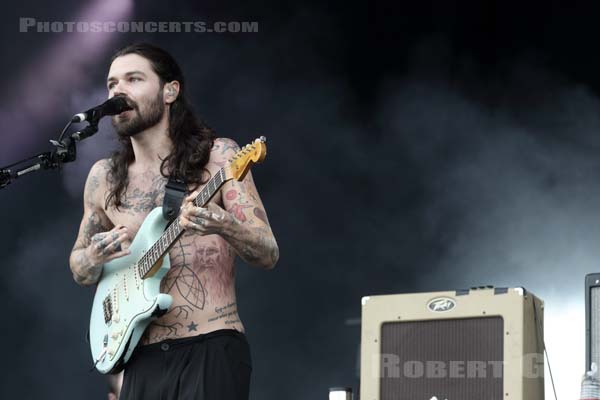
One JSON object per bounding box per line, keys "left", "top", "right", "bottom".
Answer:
{"left": 179, "top": 215, "right": 193, "bottom": 229}
{"left": 91, "top": 232, "right": 108, "bottom": 243}
{"left": 95, "top": 232, "right": 122, "bottom": 255}
{"left": 184, "top": 191, "right": 199, "bottom": 204}
{"left": 116, "top": 232, "right": 129, "bottom": 242}
{"left": 214, "top": 212, "right": 224, "bottom": 222}
{"left": 180, "top": 215, "right": 205, "bottom": 232}
{"left": 101, "top": 244, "right": 113, "bottom": 256}
{"left": 183, "top": 204, "right": 202, "bottom": 216}
{"left": 180, "top": 199, "right": 195, "bottom": 213}
{"left": 208, "top": 203, "right": 228, "bottom": 220}
{"left": 204, "top": 210, "right": 219, "bottom": 221}
{"left": 108, "top": 233, "right": 129, "bottom": 252}
{"left": 109, "top": 231, "right": 120, "bottom": 242}
{"left": 105, "top": 248, "right": 132, "bottom": 262}
{"left": 95, "top": 238, "right": 109, "bottom": 251}
{"left": 101, "top": 237, "right": 119, "bottom": 255}
{"left": 190, "top": 215, "right": 208, "bottom": 227}
{"left": 206, "top": 203, "right": 225, "bottom": 221}
{"left": 190, "top": 207, "right": 211, "bottom": 219}
{"left": 96, "top": 227, "right": 126, "bottom": 244}
{"left": 110, "top": 224, "right": 127, "bottom": 233}
{"left": 103, "top": 233, "right": 118, "bottom": 247}
{"left": 186, "top": 215, "right": 206, "bottom": 228}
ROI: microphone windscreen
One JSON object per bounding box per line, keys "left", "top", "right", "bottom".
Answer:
{"left": 103, "top": 96, "right": 133, "bottom": 116}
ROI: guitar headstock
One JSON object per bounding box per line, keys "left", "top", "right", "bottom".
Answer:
{"left": 225, "top": 136, "right": 267, "bottom": 181}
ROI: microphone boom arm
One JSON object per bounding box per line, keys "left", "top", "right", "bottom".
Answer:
{"left": 0, "top": 118, "right": 99, "bottom": 190}
{"left": 1, "top": 96, "right": 128, "bottom": 189}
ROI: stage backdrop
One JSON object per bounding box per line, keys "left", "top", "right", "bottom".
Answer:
{"left": 1, "top": 1, "right": 599, "bottom": 398}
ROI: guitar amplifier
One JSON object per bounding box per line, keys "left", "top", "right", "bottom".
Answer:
{"left": 586, "top": 273, "right": 600, "bottom": 371}
{"left": 360, "top": 287, "right": 544, "bottom": 400}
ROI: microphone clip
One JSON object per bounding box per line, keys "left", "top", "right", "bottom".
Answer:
{"left": 71, "top": 123, "right": 99, "bottom": 142}
{"left": 0, "top": 169, "right": 12, "bottom": 188}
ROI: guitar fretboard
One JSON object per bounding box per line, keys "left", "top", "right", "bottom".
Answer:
{"left": 137, "top": 168, "right": 227, "bottom": 278}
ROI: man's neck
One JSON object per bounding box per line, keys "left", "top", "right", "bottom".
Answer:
{"left": 129, "top": 114, "right": 173, "bottom": 173}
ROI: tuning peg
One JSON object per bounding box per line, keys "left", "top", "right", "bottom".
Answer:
{"left": 259, "top": 136, "right": 266, "bottom": 143}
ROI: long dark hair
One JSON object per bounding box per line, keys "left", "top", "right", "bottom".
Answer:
{"left": 105, "top": 43, "right": 215, "bottom": 210}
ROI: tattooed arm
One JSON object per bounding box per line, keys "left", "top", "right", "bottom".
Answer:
{"left": 218, "top": 168, "right": 279, "bottom": 269}
{"left": 69, "top": 160, "right": 130, "bottom": 286}
{"left": 179, "top": 138, "right": 279, "bottom": 269}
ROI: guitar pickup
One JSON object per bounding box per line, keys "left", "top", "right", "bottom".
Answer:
{"left": 102, "top": 296, "right": 113, "bottom": 324}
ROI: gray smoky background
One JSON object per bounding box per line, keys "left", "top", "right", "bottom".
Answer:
{"left": 1, "top": 1, "right": 599, "bottom": 398}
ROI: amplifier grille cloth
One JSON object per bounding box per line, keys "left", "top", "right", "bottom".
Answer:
{"left": 380, "top": 317, "right": 504, "bottom": 400}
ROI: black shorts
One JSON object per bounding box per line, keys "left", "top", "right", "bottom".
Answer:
{"left": 119, "top": 329, "right": 252, "bottom": 400}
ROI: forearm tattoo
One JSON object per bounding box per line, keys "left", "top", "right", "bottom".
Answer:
{"left": 225, "top": 224, "right": 279, "bottom": 268}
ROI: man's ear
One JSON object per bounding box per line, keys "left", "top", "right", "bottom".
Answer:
{"left": 164, "top": 81, "right": 180, "bottom": 104}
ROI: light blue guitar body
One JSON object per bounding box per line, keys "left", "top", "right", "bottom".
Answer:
{"left": 89, "top": 207, "right": 173, "bottom": 374}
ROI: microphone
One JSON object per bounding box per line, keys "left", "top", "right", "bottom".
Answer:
{"left": 71, "top": 96, "right": 133, "bottom": 123}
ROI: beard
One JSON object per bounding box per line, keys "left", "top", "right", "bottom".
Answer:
{"left": 111, "top": 90, "right": 165, "bottom": 138}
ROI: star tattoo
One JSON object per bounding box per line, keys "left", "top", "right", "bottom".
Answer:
{"left": 187, "top": 321, "right": 198, "bottom": 332}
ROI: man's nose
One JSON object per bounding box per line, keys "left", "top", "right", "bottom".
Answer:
{"left": 109, "top": 81, "right": 127, "bottom": 98}
{"left": 111, "top": 89, "right": 126, "bottom": 99}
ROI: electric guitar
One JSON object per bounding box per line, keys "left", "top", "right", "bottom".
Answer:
{"left": 88, "top": 137, "right": 267, "bottom": 374}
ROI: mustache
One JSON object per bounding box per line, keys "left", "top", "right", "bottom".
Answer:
{"left": 113, "top": 94, "right": 138, "bottom": 111}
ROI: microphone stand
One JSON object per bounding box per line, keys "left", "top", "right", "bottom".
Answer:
{"left": 0, "top": 119, "right": 99, "bottom": 189}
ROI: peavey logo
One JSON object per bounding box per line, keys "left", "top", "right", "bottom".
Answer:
{"left": 427, "top": 297, "right": 456, "bottom": 312}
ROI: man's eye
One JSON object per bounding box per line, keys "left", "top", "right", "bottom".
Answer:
{"left": 129, "top": 77, "right": 140, "bottom": 82}
{"left": 108, "top": 83, "right": 115, "bottom": 89}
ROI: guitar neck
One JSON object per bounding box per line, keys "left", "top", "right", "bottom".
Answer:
{"left": 138, "top": 167, "right": 229, "bottom": 279}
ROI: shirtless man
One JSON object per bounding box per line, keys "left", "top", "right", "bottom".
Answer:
{"left": 69, "top": 43, "right": 279, "bottom": 400}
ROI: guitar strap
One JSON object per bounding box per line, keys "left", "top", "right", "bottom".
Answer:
{"left": 162, "top": 176, "right": 187, "bottom": 222}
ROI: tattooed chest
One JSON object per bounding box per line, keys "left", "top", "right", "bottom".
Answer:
{"left": 120, "top": 174, "right": 167, "bottom": 214}
{"left": 105, "top": 172, "right": 169, "bottom": 227}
